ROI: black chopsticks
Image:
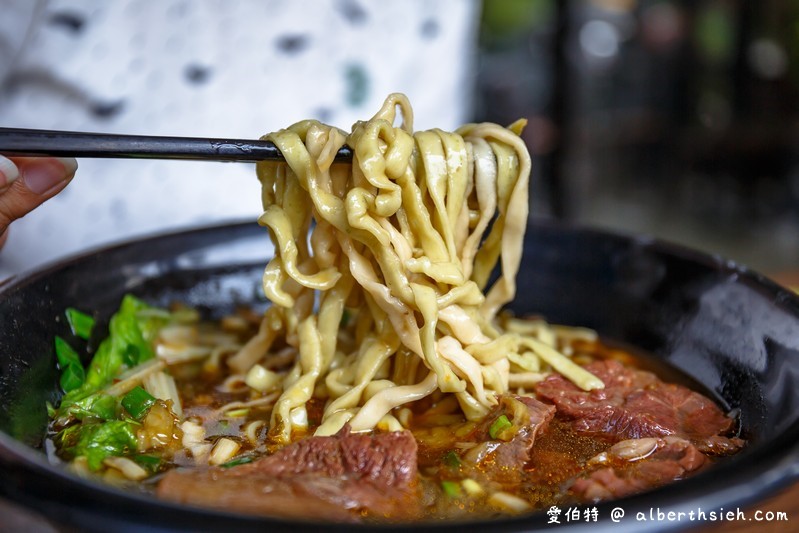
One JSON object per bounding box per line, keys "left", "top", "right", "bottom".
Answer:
{"left": 0, "top": 127, "right": 354, "bottom": 163}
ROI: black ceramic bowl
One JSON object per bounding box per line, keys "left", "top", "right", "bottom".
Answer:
{"left": 1, "top": 221, "right": 798, "bottom": 532}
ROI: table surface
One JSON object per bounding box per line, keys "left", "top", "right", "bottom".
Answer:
{"left": 696, "top": 481, "right": 798, "bottom": 532}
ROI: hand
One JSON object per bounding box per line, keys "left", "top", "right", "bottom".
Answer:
{"left": 0, "top": 155, "right": 77, "bottom": 249}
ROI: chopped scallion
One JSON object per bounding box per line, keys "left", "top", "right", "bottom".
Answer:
{"left": 133, "top": 454, "right": 162, "bottom": 473}
{"left": 441, "top": 480, "right": 463, "bottom": 498}
{"left": 443, "top": 450, "right": 461, "bottom": 468}
{"left": 489, "top": 414, "right": 514, "bottom": 440}
{"left": 121, "top": 386, "right": 156, "bottom": 420}
{"left": 55, "top": 336, "right": 86, "bottom": 392}
{"left": 220, "top": 456, "right": 254, "bottom": 468}
{"left": 66, "top": 307, "right": 95, "bottom": 340}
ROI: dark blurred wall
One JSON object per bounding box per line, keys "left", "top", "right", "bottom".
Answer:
{"left": 475, "top": 0, "right": 799, "bottom": 273}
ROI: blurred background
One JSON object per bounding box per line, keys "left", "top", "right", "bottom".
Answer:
{"left": 476, "top": 0, "right": 799, "bottom": 277}
{"left": 0, "top": 0, "right": 480, "bottom": 278}
{"left": 1, "top": 0, "right": 798, "bottom": 279}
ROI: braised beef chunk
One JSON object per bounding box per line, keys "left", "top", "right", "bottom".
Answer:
{"left": 571, "top": 437, "right": 707, "bottom": 500}
{"left": 230, "top": 426, "right": 416, "bottom": 488}
{"left": 535, "top": 360, "right": 743, "bottom": 453}
{"left": 157, "top": 428, "right": 419, "bottom": 521}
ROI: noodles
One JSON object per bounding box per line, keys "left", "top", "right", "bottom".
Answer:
{"left": 227, "top": 93, "right": 603, "bottom": 445}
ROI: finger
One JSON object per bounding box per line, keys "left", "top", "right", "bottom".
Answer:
{"left": 10, "top": 156, "right": 78, "bottom": 194}
{"left": 0, "top": 228, "right": 8, "bottom": 250}
{"left": 0, "top": 156, "right": 20, "bottom": 188}
{"left": 0, "top": 157, "right": 78, "bottom": 232}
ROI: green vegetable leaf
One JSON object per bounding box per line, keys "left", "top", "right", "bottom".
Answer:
{"left": 60, "top": 363, "right": 85, "bottom": 392}
{"left": 75, "top": 420, "right": 138, "bottom": 471}
{"left": 126, "top": 295, "right": 172, "bottom": 345}
{"left": 121, "top": 386, "right": 156, "bottom": 420}
{"left": 59, "top": 295, "right": 170, "bottom": 413}
{"left": 62, "top": 393, "right": 117, "bottom": 422}
{"left": 489, "top": 414, "right": 514, "bottom": 440}
{"left": 84, "top": 294, "right": 165, "bottom": 391}
{"left": 107, "top": 295, "right": 158, "bottom": 369}
{"left": 55, "top": 336, "right": 82, "bottom": 368}
{"left": 53, "top": 294, "right": 182, "bottom": 428}
{"left": 78, "top": 340, "right": 119, "bottom": 395}
{"left": 66, "top": 307, "right": 95, "bottom": 340}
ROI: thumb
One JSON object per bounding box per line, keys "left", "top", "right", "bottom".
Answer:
{"left": 0, "top": 156, "right": 77, "bottom": 236}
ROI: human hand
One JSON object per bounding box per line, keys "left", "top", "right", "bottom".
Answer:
{"left": 0, "top": 156, "right": 77, "bottom": 249}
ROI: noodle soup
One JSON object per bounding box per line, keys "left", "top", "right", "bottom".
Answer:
{"left": 45, "top": 95, "right": 744, "bottom": 522}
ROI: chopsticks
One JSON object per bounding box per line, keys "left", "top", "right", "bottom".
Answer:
{"left": 0, "top": 127, "right": 354, "bottom": 163}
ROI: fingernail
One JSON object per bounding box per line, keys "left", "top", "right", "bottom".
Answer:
{"left": 24, "top": 158, "right": 77, "bottom": 194}
{"left": 0, "top": 157, "right": 19, "bottom": 186}
{"left": 56, "top": 157, "right": 78, "bottom": 176}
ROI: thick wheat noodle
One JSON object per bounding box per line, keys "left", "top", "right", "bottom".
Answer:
{"left": 229, "top": 94, "right": 603, "bottom": 445}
